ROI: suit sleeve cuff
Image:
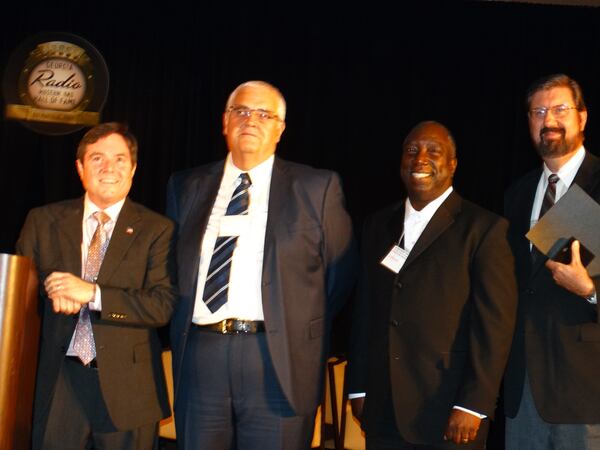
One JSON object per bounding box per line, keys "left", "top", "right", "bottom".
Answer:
{"left": 348, "top": 392, "right": 366, "bottom": 399}
{"left": 453, "top": 405, "right": 486, "bottom": 419}
{"left": 88, "top": 284, "right": 102, "bottom": 311}
{"left": 586, "top": 291, "right": 597, "bottom": 304}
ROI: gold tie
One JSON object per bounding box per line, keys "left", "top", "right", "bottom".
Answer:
{"left": 73, "top": 211, "right": 110, "bottom": 365}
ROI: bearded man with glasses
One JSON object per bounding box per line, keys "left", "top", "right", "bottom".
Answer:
{"left": 504, "top": 73, "right": 600, "bottom": 449}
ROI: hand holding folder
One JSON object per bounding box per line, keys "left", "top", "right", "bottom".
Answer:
{"left": 526, "top": 184, "right": 600, "bottom": 277}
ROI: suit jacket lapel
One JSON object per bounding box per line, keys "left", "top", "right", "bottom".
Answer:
{"left": 97, "top": 199, "right": 140, "bottom": 283}
{"left": 386, "top": 203, "right": 404, "bottom": 245}
{"left": 573, "top": 151, "right": 600, "bottom": 193}
{"left": 54, "top": 199, "right": 84, "bottom": 277}
{"left": 402, "top": 192, "right": 460, "bottom": 271}
{"left": 517, "top": 170, "right": 542, "bottom": 280}
{"left": 179, "top": 162, "right": 224, "bottom": 295}
{"left": 262, "top": 158, "right": 289, "bottom": 288}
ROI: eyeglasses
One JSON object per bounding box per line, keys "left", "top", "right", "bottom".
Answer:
{"left": 227, "top": 106, "right": 282, "bottom": 123}
{"left": 529, "top": 104, "right": 578, "bottom": 120}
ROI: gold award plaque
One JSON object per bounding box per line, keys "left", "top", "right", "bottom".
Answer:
{"left": 6, "top": 41, "right": 98, "bottom": 126}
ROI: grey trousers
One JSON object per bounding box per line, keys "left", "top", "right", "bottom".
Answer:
{"left": 506, "top": 373, "right": 600, "bottom": 450}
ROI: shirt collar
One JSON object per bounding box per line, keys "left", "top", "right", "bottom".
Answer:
{"left": 405, "top": 186, "right": 453, "bottom": 222}
{"left": 83, "top": 194, "right": 126, "bottom": 223}
{"left": 224, "top": 153, "right": 275, "bottom": 190}
{"left": 542, "top": 146, "right": 585, "bottom": 187}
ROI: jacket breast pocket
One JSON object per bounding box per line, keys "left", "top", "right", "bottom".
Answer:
{"left": 282, "top": 221, "right": 322, "bottom": 269}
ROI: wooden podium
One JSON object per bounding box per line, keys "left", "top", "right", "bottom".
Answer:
{"left": 0, "top": 253, "right": 40, "bottom": 450}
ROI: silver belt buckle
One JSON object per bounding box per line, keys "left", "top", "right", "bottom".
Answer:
{"left": 237, "top": 320, "right": 250, "bottom": 333}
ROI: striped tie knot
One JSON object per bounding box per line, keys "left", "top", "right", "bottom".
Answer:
{"left": 539, "top": 173, "right": 560, "bottom": 220}
{"left": 225, "top": 173, "right": 252, "bottom": 216}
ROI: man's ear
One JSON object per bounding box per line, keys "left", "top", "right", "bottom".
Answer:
{"left": 76, "top": 159, "right": 84, "bottom": 180}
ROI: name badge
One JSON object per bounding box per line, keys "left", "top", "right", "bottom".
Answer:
{"left": 380, "top": 245, "right": 409, "bottom": 274}
{"left": 219, "top": 215, "right": 249, "bottom": 236}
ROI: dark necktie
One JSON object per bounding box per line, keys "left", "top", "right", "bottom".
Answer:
{"left": 73, "top": 211, "right": 110, "bottom": 365}
{"left": 531, "top": 174, "right": 559, "bottom": 264}
{"left": 539, "top": 173, "right": 560, "bottom": 219}
{"left": 202, "top": 173, "right": 252, "bottom": 313}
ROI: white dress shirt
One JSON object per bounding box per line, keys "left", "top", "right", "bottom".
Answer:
{"left": 66, "top": 194, "right": 125, "bottom": 356}
{"left": 402, "top": 187, "right": 453, "bottom": 251}
{"left": 192, "top": 153, "right": 273, "bottom": 324}
{"left": 530, "top": 146, "right": 585, "bottom": 228}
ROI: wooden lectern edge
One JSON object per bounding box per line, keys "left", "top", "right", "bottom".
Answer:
{"left": 0, "top": 253, "right": 40, "bottom": 450}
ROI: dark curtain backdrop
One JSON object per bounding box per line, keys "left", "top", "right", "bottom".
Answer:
{"left": 2, "top": 1, "right": 599, "bottom": 448}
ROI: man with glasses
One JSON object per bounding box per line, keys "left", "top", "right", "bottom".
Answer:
{"left": 504, "top": 74, "right": 600, "bottom": 449}
{"left": 166, "top": 80, "right": 357, "bottom": 450}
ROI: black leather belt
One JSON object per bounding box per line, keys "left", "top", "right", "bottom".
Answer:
{"left": 193, "top": 319, "right": 265, "bottom": 334}
{"left": 65, "top": 355, "right": 98, "bottom": 369}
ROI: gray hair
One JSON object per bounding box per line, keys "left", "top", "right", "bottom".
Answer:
{"left": 225, "top": 80, "right": 286, "bottom": 120}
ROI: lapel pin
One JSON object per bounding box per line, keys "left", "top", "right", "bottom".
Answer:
{"left": 126, "top": 227, "right": 134, "bottom": 235}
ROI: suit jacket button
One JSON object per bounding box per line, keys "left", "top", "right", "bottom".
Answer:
{"left": 395, "top": 281, "right": 402, "bottom": 288}
{"left": 525, "top": 288, "right": 535, "bottom": 295}
{"left": 390, "top": 319, "right": 399, "bottom": 327}
{"left": 393, "top": 356, "right": 400, "bottom": 361}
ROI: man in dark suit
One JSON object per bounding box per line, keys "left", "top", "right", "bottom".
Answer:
{"left": 166, "top": 80, "right": 357, "bottom": 450}
{"left": 504, "top": 74, "right": 600, "bottom": 449}
{"left": 348, "top": 121, "right": 517, "bottom": 449}
{"left": 17, "top": 122, "right": 176, "bottom": 450}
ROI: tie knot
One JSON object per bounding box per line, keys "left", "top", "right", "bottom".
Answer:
{"left": 239, "top": 172, "right": 252, "bottom": 187}
{"left": 93, "top": 211, "right": 110, "bottom": 226}
{"left": 548, "top": 174, "right": 559, "bottom": 185}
